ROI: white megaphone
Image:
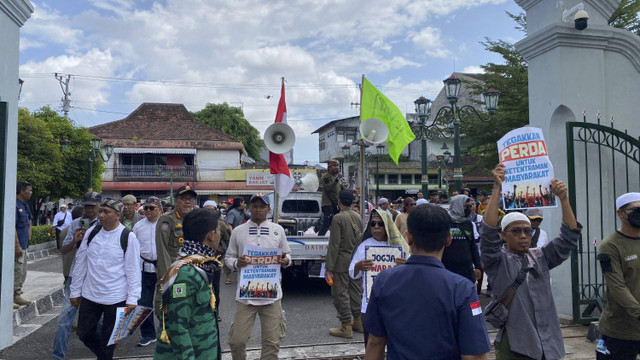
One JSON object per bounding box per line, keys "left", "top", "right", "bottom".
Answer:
{"left": 264, "top": 123, "right": 296, "bottom": 154}
{"left": 296, "top": 172, "right": 319, "bottom": 192}
{"left": 359, "top": 118, "right": 388, "bottom": 145}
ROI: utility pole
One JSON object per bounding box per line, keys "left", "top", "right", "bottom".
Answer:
{"left": 54, "top": 73, "right": 71, "bottom": 117}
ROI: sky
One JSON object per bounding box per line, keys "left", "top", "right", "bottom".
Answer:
{"left": 18, "top": 0, "right": 526, "bottom": 164}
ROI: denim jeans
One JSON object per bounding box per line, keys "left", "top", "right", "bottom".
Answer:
{"left": 51, "top": 278, "right": 77, "bottom": 360}
{"left": 139, "top": 271, "right": 157, "bottom": 338}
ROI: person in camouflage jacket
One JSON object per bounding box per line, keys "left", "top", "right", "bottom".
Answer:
{"left": 154, "top": 209, "right": 222, "bottom": 360}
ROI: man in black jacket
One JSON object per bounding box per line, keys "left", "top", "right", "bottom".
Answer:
{"left": 441, "top": 195, "right": 482, "bottom": 284}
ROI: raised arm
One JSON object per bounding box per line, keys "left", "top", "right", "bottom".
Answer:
{"left": 549, "top": 178, "right": 578, "bottom": 230}
{"left": 483, "top": 164, "right": 505, "bottom": 227}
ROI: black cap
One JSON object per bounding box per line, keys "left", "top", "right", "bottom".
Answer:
{"left": 82, "top": 192, "right": 102, "bottom": 205}
{"left": 339, "top": 189, "right": 354, "bottom": 202}
{"left": 174, "top": 185, "right": 197, "bottom": 198}
{"left": 478, "top": 190, "right": 489, "bottom": 197}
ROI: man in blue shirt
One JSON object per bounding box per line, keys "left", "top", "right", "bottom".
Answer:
{"left": 364, "top": 203, "right": 491, "bottom": 360}
{"left": 15, "top": 181, "right": 33, "bottom": 309}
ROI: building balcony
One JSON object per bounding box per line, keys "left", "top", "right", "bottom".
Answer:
{"left": 114, "top": 165, "right": 196, "bottom": 181}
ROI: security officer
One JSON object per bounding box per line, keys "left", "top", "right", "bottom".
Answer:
{"left": 325, "top": 189, "right": 363, "bottom": 338}
{"left": 154, "top": 185, "right": 197, "bottom": 314}
{"left": 318, "top": 159, "right": 348, "bottom": 236}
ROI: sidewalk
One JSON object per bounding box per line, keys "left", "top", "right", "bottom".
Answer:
{"left": 12, "top": 241, "right": 65, "bottom": 343}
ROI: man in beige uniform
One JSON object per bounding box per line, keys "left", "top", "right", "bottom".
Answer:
{"left": 154, "top": 185, "right": 197, "bottom": 313}
{"left": 325, "top": 190, "right": 363, "bottom": 338}
{"left": 318, "top": 159, "right": 348, "bottom": 236}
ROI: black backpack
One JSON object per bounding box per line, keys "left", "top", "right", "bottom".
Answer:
{"left": 86, "top": 224, "right": 131, "bottom": 254}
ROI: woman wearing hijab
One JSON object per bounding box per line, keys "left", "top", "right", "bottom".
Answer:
{"left": 155, "top": 208, "right": 222, "bottom": 360}
{"left": 441, "top": 195, "right": 482, "bottom": 284}
{"left": 349, "top": 210, "right": 409, "bottom": 349}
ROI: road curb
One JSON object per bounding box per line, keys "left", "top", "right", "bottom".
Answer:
{"left": 13, "top": 286, "right": 64, "bottom": 328}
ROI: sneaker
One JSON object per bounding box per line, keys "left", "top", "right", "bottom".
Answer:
{"left": 13, "top": 295, "right": 32, "bottom": 306}
{"left": 137, "top": 337, "right": 157, "bottom": 347}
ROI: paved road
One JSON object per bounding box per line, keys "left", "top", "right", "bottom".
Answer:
{"left": 1, "top": 256, "right": 362, "bottom": 359}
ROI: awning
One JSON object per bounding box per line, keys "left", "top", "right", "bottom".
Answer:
{"left": 197, "top": 190, "right": 272, "bottom": 195}
{"left": 114, "top": 148, "right": 196, "bottom": 154}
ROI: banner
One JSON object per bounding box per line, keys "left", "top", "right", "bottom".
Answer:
{"left": 107, "top": 306, "right": 153, "bottom": 346}
{"left": 237, "top": 245, "right": 282, "bottom": 300}
{"left": 364, "top": 245, "right": 404, "bottom": 303}
{"left": 497, "top": 127, "right": 556, "bottom": 210}
{"left": 361, "top": 77, "right": 415, "bottom": 164}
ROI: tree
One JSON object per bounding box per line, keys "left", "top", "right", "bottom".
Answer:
{"left": 17, "top": 106, "right": 105, "bottom": 220}
{"left": 462, "top": 6, "right": 639, "bottom": 170}
{"left": 191, "top": 103, "right": 263, "bottom": 160}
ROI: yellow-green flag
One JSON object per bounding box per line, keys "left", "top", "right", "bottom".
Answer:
{"left": 361, "top": 77, "right": 415, "bottom": 164}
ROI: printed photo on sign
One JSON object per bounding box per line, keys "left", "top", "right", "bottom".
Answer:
{"left": 107, "top": 306, "right": 153, "bottom": 346}
{"left": 236, "top": 244, "right": 282, "bottom": 300}
{"left": 364, "top": 245, "right": 404, "bottom": 303}
{"left": 497, "top": 126, "right": 556, "bottom": 210}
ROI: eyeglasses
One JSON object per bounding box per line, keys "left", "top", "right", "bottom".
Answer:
{"left": 369, "top": 221, "right": 385, "bottom": 228}
{"left": 143, "top": 206, "right": 158, "bottom": 211}
{"left": 505, "top": 227, "right": 534, "bottom": 237}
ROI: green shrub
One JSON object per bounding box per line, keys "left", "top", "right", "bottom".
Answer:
{"left": 30, "top": 225, "right": 56, "bottom": 246}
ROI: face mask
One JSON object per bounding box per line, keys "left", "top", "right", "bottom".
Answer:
{"left": 627, "top": 211, "right": 640, "bottom": 228}
{"left": 464, "top": 208, "right": 472, "bottom": 217}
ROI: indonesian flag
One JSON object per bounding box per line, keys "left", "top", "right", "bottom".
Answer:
{"left": 269, "top": 81, "right": 295, "bottom": 199}
{"left": 470, "top": 301, "right": 482, "bottom": 316}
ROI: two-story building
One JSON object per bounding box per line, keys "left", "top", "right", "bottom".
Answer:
{"left": 90, "top": 102, "right": 277, "bottom": 204}
{"left": 312, "top": 73, "right": 493, "bottom": 201}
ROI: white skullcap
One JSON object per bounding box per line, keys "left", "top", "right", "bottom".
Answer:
{"left": 616, "top": 192, "right": 640, "bottom": 209}
{"left": 501, "top": 212, "right": 531, "bottom": 230}
{"left": 203, "top": 200, "right": 217, "bottom": 208}
{"left": 416, "top": 199, "right": 428, "bottom": 206}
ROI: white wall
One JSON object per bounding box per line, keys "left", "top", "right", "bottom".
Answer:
{"left": 0, "top": 0, "right": 33, "bottom": 350}
{"left": 196, "top": 149, "right": 241, "bottom": 181}
{"left": 515, "top": 0, "right": 640, "bottom": 317}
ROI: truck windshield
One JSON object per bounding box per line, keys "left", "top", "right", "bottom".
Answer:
{"left": 282, "top": 200, "right": 320, "bottom": 213}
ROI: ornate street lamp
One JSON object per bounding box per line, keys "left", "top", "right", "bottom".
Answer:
{"left": 87, "top": 137, "right": 114, "bottom": 191}
{"left": 427, "top": 74, "right": 500, "bottom": 192}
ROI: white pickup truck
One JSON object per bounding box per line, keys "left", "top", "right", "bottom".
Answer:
{"left": 266, "top": 191, "right": 329, "bottom": 277}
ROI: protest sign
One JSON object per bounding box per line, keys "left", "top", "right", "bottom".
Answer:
{"left": 364, "top": 245, "right": 404, "bottom": 303}
{"left": 497, "top": 127, "right": 556, "bottom": 210}
{"left": 107, "top": 306, "right": 153, "bottom": 346}
{"left": 237, "top": 244, "right": 282, "bottom": 300}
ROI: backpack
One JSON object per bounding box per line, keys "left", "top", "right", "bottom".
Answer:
{"left": 87, "top": 224, "right": 131, "bottom": 254}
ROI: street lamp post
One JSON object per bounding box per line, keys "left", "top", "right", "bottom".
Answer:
{"left": 424, "top": 75, "right": 500, "bottom": 193}
{"left": 341, "top": 144, "right": 350, "bottom": 174}
{"left": 375, "top": 144, "right": 384, "bottom": 200}
{"left": 413, "top": 97, "right": 452, "bottom": 196}
{"left": 435, "top": 148, "right": 452, "bottom": 195}
{"left": 88, "top": 137, "right": 114, "bottom": 191}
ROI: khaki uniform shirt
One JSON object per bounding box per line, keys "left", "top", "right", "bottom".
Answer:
{"left": 326, "top": 208, "right": 362, "bottom": 273}
{"left": 320, "top": 173, "right": 347, "bottom": 207}
{"left": 155, "top": 210, "right": 186, "bottom": 280}
{"left": 598, "top": 231, "right": 640, "bottom": 341}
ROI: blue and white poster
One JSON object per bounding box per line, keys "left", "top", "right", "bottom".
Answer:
{"left": 498, "top": 127, "right": 556, "bottom": 210}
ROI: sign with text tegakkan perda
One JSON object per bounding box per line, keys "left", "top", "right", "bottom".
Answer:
{"left": 497, "top": 127, "right": 556, "bottom": 210}
{"left": 236, "top": 245, "right": 282, "bottom": 301}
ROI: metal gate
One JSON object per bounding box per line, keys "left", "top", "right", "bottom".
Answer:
{"left": 566, "top": 120, "right": 640, "bottom": 324}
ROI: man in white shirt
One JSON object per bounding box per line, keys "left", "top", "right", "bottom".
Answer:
{"left": 53, "top": 205, "right": 71, "bottom": 249}
{"left": 132, "top": 196, "right": 161, "bottom": 347}
{"left": 225, "top": 193, "right": 292, "bottom": 360}
{"left": 70, "top": 199, "right": 141, "bottom": 360}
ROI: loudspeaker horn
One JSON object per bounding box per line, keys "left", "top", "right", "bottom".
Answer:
{"left": 297, "top": 172, "right": 319, "bottom": 192}
{"left": 264, "top": 123, "right": 296, "bottom": 154}
{"left": 359, "top": 118, "right": 388, "bottom": 145}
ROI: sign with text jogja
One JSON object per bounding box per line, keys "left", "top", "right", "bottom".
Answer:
{"left": 364, "top": 245, "right": 404, "bottom": 303}
{"left": 246, "top": 172, "right": 274, "bottom": 186}
{"left": 497, "top": 126, "right": 556, "bottom": 210}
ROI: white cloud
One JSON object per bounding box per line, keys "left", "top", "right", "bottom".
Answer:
{"left": 462, "top": 65, "right": 485, "bottom": 74}
{"left": 411, "top": 27, "right": 451, "bottom": 59}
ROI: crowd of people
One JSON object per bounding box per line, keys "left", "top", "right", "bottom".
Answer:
{"left": 12, "top": 158, "right": 640, "bottom": 359}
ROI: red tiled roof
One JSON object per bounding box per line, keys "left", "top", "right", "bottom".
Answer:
{"left": 89, "top": 103, "right": 240, "bottom": 143}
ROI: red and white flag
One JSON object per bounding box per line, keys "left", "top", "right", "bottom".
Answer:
{"left": 269, "top": 80, "right": 295, "bottom": 199}
{"left": 470, "top": 301, "right": 482, "bottom": 316}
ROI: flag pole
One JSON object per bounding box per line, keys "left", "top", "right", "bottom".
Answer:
{"left": 359, "top": 74, "right": 366, "bottom": 228}
{"left": 273, "top": 77, "right": 285, "bottom": 224}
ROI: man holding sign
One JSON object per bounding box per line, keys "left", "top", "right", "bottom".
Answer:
{"left": 224, "top": 193, "right": 291, "bottom": 360}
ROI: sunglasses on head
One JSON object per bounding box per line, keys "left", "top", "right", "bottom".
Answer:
{"left": 369, "top": 220, "right": 385, "bottom": 228}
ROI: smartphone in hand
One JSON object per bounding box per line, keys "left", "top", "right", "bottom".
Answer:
{"left": 81, "top": 218, "right": 90, "bottom": 230}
